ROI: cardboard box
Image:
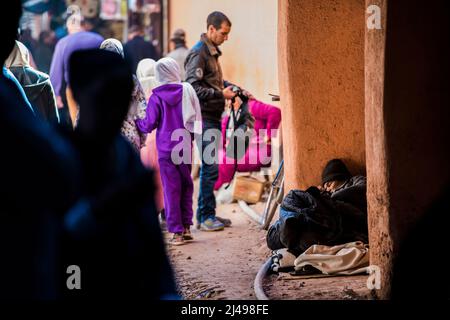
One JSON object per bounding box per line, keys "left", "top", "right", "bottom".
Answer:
{"left": 232, "top": 175, "right": 266, "bottom": 204}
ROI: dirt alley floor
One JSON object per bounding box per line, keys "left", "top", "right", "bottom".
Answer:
{"left": 165, "top": 179, "right": 373, "bottom": 300}
{"left": 165, "top": 179, "right": 270, "bottom": 300}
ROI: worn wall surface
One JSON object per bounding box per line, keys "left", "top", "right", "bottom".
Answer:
{"left": 364, "top": 0, "right": 390, "bottom": 299}
{"left": 365, "top": 0, "right": 450, "bottom": 299}
{"left": 278, "top": 0, "right": 366, "bottom": 191}
{"left": 168, "top": 0, "right": 278, "bottom": 106}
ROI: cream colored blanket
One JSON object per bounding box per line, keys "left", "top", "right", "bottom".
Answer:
{"left": 294, "top": 241, "right": 369, "bottom": 275}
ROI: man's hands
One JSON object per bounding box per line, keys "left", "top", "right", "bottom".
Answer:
{"left": 223, "top": 86, "right": 237, "bottom": 100}
{"left": 223, "top": 85, "right": 255, "bottom": 100}
{"left": 242, "top": 89, "right": 254, "bottom": 100}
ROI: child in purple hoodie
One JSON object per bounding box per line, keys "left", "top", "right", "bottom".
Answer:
{"left": 135, "top": 57, "right": 201, "bottom": 245}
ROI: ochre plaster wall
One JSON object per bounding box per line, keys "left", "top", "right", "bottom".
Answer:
{"left": 278, "top": 0, "right": 366, "bottom": 191}
{"left": 365, "top": 0, "right": 450, "bottom": 298}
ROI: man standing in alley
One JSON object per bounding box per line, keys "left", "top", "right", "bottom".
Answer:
{"left": 185, "top": 12, "right": 240, "bottom": 231}
{"left": 167, "top": 28, "right": 189, "bottom": 80}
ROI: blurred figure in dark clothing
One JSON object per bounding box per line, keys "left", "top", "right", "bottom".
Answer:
{"left": 5, "top": 40, "right": 60, "bottom": 125}
{"left": 391, "top": 184, "right": 450, "bottom": 300}
{"left": 62, "top": 49, "right": 177, "bottom": 299}
{"left": 124, "top": 24, "right": 159, "bottom": 73}
{"left": 19, "top": 29, "right": 37, "bottom": 58}
{"left": 35, "top": 30, "right": 55, "bottom": 74}
{"left": 49, "top": 11, "right": 104, "bottom": 129}
{"left": 0, "top": 0, "right": 81, "bottom": 300}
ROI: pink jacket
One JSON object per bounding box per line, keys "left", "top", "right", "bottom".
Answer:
{"left": 215, "top": 99, "right": 281, "bottom": 190}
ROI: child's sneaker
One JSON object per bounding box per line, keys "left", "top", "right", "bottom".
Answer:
{"left": 170, "top": 233, "right": 184, "bottom": 246}
{"left": 182, "top": 226, "right": 194, "bottom": 241}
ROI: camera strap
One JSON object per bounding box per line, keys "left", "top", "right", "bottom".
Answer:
{"left": 224, "top": 107, "right": 240, "bottom": 190}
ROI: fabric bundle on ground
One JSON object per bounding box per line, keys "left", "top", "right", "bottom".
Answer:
{"left": 294, "top": 241, "right": 369, "bottom": 275}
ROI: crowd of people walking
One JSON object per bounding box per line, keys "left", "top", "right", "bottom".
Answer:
{"left": 1, "top": 0, "right": 282, "bottom": 299}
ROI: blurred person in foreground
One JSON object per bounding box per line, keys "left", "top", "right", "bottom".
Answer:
{"left": 0, "top": 0, "right": 80, "bottom": 299}
{"left": 62, "top": 49, "right": 177, "bottom": 299}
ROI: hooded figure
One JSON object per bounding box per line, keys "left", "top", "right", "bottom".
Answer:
{"left": 100, "top": 38, "right": 148, "bottom": 151}
{"left": 64, "top": 49, "right": 177, "bottom": 299}
{"left": 135, "top": 57, "right": 201, "bottom": 245}
{"left": 136, "top": 58, "right": 164, "bottom": 213}
{"left": 5, "top": 40, "right": 60, "bottom": 124}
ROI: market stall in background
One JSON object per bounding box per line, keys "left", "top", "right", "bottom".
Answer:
{"left": 19, "top": 0, "right": 165, "bottom": 61}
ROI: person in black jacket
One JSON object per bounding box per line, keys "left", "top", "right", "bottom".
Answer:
{"left": 185, "top": 11, "right": 250, "bottom": 232}
{"left": 124, "top": 24, "right": 159, "bottom": 73}
{"left": 267, "top": 159, "right": 368, "bottom": 256}
{"left": 5, "top": 40, "right": 60, "bottom": 125}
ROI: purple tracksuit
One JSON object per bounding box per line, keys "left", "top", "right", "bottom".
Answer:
{"left": 136, "top": 84, "right": 193, "bottom": 234}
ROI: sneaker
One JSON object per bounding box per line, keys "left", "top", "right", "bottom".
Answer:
{"left": 182, "top": 226, "right": 194, "bottom": 241}
{"left": 170, "top": 233, "right": 185, "bottom": 246}
{"left": 216, "top": 216, "right": 232, "bottom": 227}
{"left": 200, "top": 218, "right": 225, "bottom": 231}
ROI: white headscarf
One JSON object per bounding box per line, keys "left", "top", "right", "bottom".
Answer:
{"left": 155, "top": 57, "right": 202, "bottom": 134}
{"left": 100, "top": 38, "right": 124, "bottom": 58}
{"left": 136, "top": 58, "right": 158, "bottom": 101}
{"left": 5, "top": 41, "right": 30, "bottom": 68}
{"left": 100, "top": 38, "right": 148, "bottom": 150}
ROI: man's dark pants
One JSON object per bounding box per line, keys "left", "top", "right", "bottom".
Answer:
{"left": 196, "top": 119, "right": 222, "bottom": 224}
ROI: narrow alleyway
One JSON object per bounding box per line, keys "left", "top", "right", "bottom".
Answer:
{"left": 166, "top": 179, "right": 270, "bottom": 300}
{"left": 166, "top": 180, "right": 373, "bottom": 300}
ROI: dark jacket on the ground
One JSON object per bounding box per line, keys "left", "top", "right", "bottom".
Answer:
{"left": 267, "top": 177, "right": 368, "bottom": 256}
{"left": 10, "top": 66, "right": 60, "bottom": 124}
{"left": 185, "top": 33, "right": 232, "bottom": 122}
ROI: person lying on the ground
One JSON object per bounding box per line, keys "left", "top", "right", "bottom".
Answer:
{"left": 266, "top": 159, "right": 368, "bottom": 257}
{"left": 318, "top": 158, "right": 367, "bottom": 212}
{"left": 214, "top": 95, "right": 281, "bottom": 190}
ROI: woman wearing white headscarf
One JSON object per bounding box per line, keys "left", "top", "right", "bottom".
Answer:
{"left": 136, "top": 58, "right": 158, "bottom": 101}
{"left": 135, "top": 57, "right": 201, "bottom": 245}
{"left": 100, "top": 38, "right": 147, "bottom": 151}
{"left": 136, "top": 58, "right": 164, "bottom": 215}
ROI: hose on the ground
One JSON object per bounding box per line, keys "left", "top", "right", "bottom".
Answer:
{"left": 238, "top": 200, "right": 263, "bottom": 225}
{"left": 254, "top": 256, "right": 272, "bottom": 300}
